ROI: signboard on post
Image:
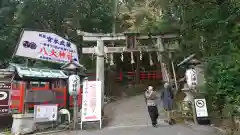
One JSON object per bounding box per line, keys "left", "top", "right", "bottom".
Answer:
{"left": 34, "top": 104, "right": 58, "bottom": 122}
{"left": 68, "top": 75, "right": 80, "bottom": 96}
{"left": 194, "top": 98, "right": 208, "bottom": 117}
{"left": 0, "top": 82, "right": 11, "bottom": 115}
{"left": 14, "top": 30, "right": 79, "bottom": 64}
{"left": 81, "top": 80, "right": 102, "bottom": 129}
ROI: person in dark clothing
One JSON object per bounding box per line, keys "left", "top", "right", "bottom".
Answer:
{"left": 161, "top": 82, "right": 175, "bottom": 125}
{"left": 145, "top": 86, "right": 159, "bottom": 127}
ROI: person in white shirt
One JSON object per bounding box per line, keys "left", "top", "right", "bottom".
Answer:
{"left": 145, "top": 85, "right": 159, "bottom": 127}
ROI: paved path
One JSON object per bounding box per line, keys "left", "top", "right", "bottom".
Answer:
{"left": 47, "top": 92, "right": 225, "bottom": 135}
{"left": 49, "top": 124, "right": 225, "bottom": 135}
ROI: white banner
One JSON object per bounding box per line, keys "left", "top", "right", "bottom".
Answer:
{"left": 161, "top": 63, "right": 169, "bottom": 82}
{"left": 15, "top": 30, "right": 79, "bottom": 64}
{"left": 81, "top": 81, "right": 102, "bottom": 122}
{"left": 34, "top": 104, "right": 58, "bottom": 122}
{"left": 185, "top": 68, "right": 197, "bottom": 89}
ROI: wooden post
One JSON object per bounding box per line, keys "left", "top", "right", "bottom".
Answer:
{"left": 136, "top": 52, "right": 140, "bottom": 84}
{"left": 169, "top": 52, "right": 178, "bottom": 91}
{"left": 24, "top": 81, "right": 30, "bottom": 113}
{"left": 192, "top": 99, "right": 198, "bottom": 124}
{"left": 19, "top": 82, "right": 24, "bottom": 113}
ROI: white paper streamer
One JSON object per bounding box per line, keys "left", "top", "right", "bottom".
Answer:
{"left": 105, "top": 54, "right": 109, "bottom": 63}
{"left": 91, "top": 53, "right": 94, "bottom": 61}
{"left": 140, "top": 51, "right": 143, "bottom": 60}
{"left": 120, "top": 52, "right": 124, "bottom": 62}
{"left": 149, "top": 53, "right": 153, "bottom": 66}
{"left": 131, "top": 52, "right": 135, "bottom": 64}
{"left": 110, "top": 53, "right": 114, "bottom": 66}
{"left": 157, "top": 52, "right": 161, "bottom": 62}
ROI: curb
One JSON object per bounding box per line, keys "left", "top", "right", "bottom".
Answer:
{"left": 184, "top": 121, "right": 227, "bottom": 134}
{"left": 32, "top": 129, "right": 68, "bottom": 135}
{"left": 210, "top": 125, "right": 227, "bottom": 134}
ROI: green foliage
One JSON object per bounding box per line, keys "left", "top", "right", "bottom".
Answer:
{"left": 163, "top": 0, "right": 240, "bottom": 114}
{"left": 0, "top": 0, "right": 240, "bottom": 114}
{"left": 0, "top": 0, "right": 20, "bottom": 63}
{"left": 119, "top": 0, "right": 179, "bottom": 33}
{"left": 205, "top": 55, "right": 240, "bottom": 109}
{"left": 0, "top": 0, "right": 114, "bottom": 69}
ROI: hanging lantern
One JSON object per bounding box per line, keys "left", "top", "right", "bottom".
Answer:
{"left": 131, "top": 52, "right": 135, "bottom": 64}
{"left": 140, "top": 51, "right": 143, "bottom": 61}
{"left": 149, "top": 53, "right": 153, "bottom": 66}
{"left": 110, "top": 53, "right": 114, "bottom": 66}
{"left": 120, "top": 52, "right": 124, "bottom": 62}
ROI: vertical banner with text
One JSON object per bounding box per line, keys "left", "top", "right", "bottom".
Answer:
{"left": 81, "top": 81, "right": 102, "bottom": 122}
{"left": 161, "top": 63, "right": 169, "bottom": 82}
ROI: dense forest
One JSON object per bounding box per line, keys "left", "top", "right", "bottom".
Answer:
{"left": 0, "top": 0, "right": 240, "bottom": 121}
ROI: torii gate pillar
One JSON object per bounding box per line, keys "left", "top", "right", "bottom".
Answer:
{"left": 96, "top": 40, "right": 105, "bottom": 113}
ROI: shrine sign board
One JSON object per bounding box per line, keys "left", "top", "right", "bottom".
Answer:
{"left": 34, "top": 104, "right": 58, "bottom": 122}
{"left": 14, "top": 30, "right": 79, "bottom": 64}
{"left": 0, "top": 82, "right": 11, "bottom": 115}
{"left": 81, "top": 81, "right": 102, "bottom": 122}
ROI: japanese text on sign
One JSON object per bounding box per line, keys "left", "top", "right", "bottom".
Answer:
{"left": 185, "top": 68, "right": 197, "bottom": 89}
{"left": 81, "top": 81, "right": 102, "bottom": 122}
{"left": 0, "top": 82, "right": 11, "bottom": 90}
{"left": 0, "top": 108, "right": 8, "bottom": 113}
{"left": 68, "top": 75, "right": 80, "bottom": 96}
{"left": 34, "top": 104, "right": 58, "bottom": 122}
{"left": 15, "top": 30, "right": 79, "bottom": 64}
{"left": 0, "top": 88, "right": 9, "bottom": 115}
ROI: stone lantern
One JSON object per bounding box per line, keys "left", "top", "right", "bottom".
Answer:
{"left": 177, "top": 54, "right": 204, "bottom": 122}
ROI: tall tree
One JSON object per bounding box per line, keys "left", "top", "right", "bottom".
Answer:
{"left": 165, "top": 0, "right": 240, "bottom": 112}
{"left": 118, "top": 0, "right": 179, "bottom": 33}
{"left": 0, "top": 0, "right": 114, "bottom": 68}
{"left": 0, "top": 0, "right": 19, "bottom": 66}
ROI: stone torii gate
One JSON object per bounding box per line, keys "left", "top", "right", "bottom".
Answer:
{"left": 77, "top": 30, "right": 178, "bottom": 112}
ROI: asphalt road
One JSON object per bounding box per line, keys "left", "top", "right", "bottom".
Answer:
{"left": 47, "top": 92, "right": 225, "bottom": 135}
